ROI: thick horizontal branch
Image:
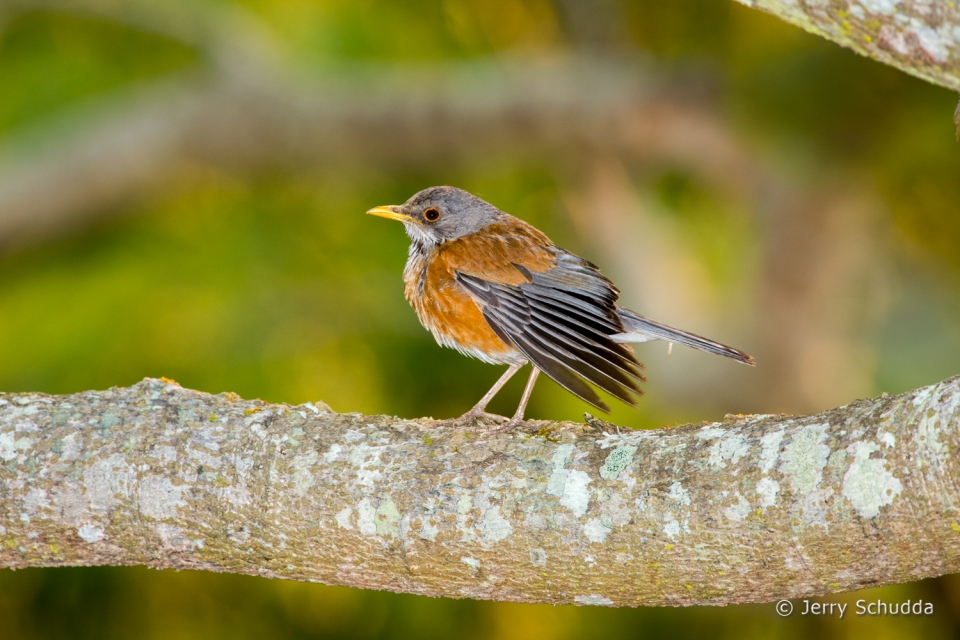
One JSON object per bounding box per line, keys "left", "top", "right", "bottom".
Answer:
{"left": 1, "top": 376, "right": 959, "bottom": 606}
{"left": 736, "top": 0, "right": 960, "bottom": 92}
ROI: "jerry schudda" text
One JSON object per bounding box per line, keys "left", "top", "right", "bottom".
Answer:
{"left": 799, "top": 599, "right": 934, "bottom": 618}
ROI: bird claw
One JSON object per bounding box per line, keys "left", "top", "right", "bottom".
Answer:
{"left": 448, "top": 409, "right": 543, "bottom": 432}
{"left": 449, "top": 410, "right": 510, "bottom": 427}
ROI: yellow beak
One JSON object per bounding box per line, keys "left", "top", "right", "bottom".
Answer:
{"left": 366, "top": 205, "right": 419, "bottom": 224}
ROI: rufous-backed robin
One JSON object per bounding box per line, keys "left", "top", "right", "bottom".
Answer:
{"left": 368, "top": 186, "right": 754, "bottom": 425}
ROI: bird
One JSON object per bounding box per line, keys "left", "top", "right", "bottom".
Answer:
{"left": 368, "top": 186, "right": 754, "bottom": 426}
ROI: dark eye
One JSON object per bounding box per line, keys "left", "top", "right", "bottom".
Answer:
{"left": 423, "top": 208, "right": 441, "bottom": 222}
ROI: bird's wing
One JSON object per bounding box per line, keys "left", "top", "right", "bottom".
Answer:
{"left": 453, "top": 239, "right": 645, "bottom": 412}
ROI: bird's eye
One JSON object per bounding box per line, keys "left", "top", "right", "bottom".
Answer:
{"left": 423, "top": 208, "right": 441, "bottom": 222}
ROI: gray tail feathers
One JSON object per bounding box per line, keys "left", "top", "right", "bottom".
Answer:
{"left": 614, "top": 308, "right": 755, "bottom": 366}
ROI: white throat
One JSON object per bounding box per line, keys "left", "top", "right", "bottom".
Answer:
{"left": 404, "top": 222, "right": 439, "bottom": 251}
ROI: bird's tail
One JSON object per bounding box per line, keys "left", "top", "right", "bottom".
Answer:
{"left": 613, "top": 307, "right": 755, "bottom": 366}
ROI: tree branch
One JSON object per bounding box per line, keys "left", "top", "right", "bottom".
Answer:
{"left": 2, "top": 376, "right": 958, "bottom": 606}
{"left": 736, "top": 0, "right": 960, "bottom": 92}
{"left": 0, "top": 0, "right": 745, "bottom": 248}
{"left": 0, "top": 51, "right": 715, "bottom": 246}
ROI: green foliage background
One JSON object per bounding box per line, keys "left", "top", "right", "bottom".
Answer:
{"left": 1, "top": 1, "right": 959, "bottom": 637}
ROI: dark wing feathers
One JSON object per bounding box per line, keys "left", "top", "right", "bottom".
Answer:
{"left": 524, "top": 287, "right": 621, "bottom": 332}
{"left": 524, "top": 291, "right": 623, "bottom": 337}
{"left": 527, "top": 316, "right": 643, "bottom": 392}
{"left": 522, "top": 322, "right": 641, "bottom": 405}
{"left": 457, "top": 250, "right": 644, "bottom": 412}
{"left": 514, "top": 259, "right": 617, "bottom": 303}
{"left": 505, "top": 329, "right": 608, "bottom": 411}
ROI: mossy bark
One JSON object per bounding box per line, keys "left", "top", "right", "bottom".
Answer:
{"left": 738, "top": 0, "right": 960, "bottom": 91}
{"left": 2, "top": 377, "right": 959, "bottom": 606}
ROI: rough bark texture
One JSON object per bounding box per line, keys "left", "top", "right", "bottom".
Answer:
{"left": 2, "top": 376, "right": 959, "bottom": 606}
{"left": 736, "top": 0, "right": 960, "bottom": 92}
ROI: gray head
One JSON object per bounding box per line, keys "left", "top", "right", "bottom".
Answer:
{"left": 366, "top": 186, "right": 502, "bottom": 247}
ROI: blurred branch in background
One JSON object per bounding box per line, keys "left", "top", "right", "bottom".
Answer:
{"left": 0, "top": 0, "right": 701, "bottom": 246}
{"left": 736, "top": 0, "right": 960, "bottom": 92}
{"left": 2, "top": 377, "right": 959, "bottom": 606}
{"left": 0, "top": 49, "right": 709, "bottom": 246}
{"left": 3, "top": 0, "right": 958, "bottom": 248}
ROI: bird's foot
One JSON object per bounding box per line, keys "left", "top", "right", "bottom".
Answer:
{"left": 449, "top": 409, "right": 510, "bottom": 427}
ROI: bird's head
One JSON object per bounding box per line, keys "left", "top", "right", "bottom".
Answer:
{"left": 366, "top": 186, "right": 501, "bottom": 247}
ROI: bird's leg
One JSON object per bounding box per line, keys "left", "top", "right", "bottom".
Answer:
{"left": 453, "top": 362, "right": 524, "bottom": 424}
{"left": 511, "top": 367, "right": 540, "bottom": 422}
{"left": 487, "top": 367, "right": 542, "bottom": 432}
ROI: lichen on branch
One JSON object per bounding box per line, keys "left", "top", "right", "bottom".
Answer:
{"left": 737, "top": 0, "right": 960, "bottom": 91}
{"left": 1, "top": 376, "right": 959, "bottom": 606}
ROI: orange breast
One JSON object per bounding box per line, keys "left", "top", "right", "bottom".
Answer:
{"left": 403, "top": 217, "right": 556, "bottom": 365}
